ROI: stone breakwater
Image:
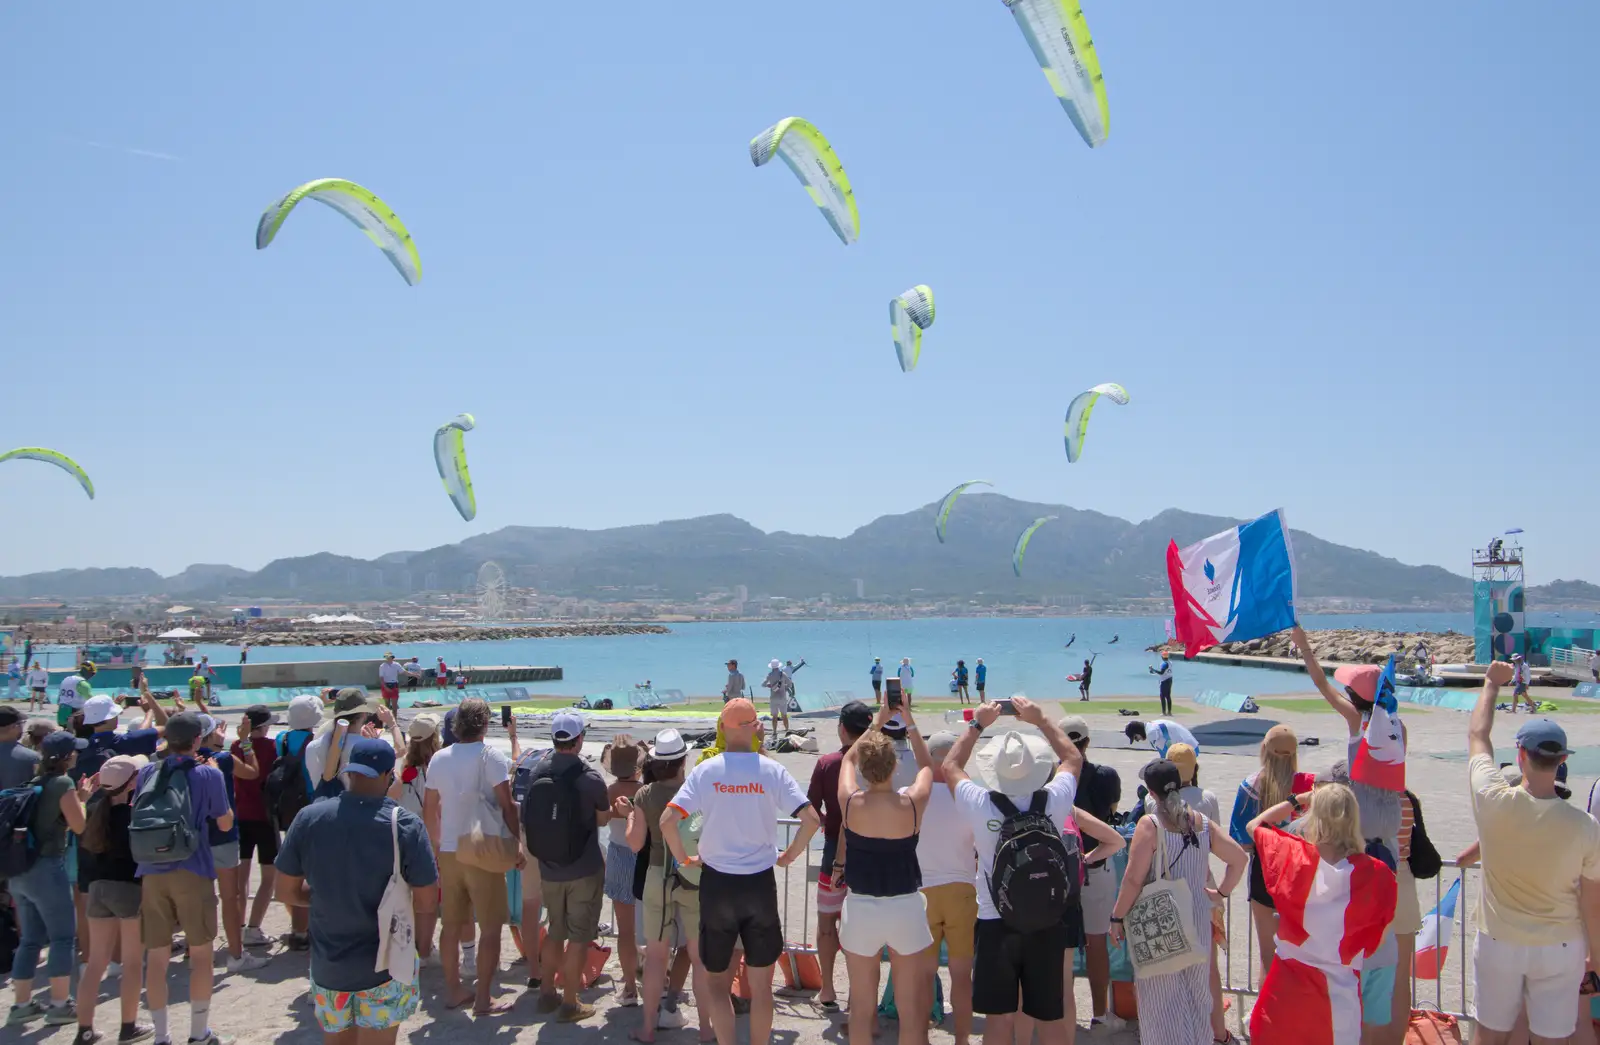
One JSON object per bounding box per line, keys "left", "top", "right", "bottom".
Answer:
{"left": 224, "top": 623, "right": 671, "bottom": 647}
{"left": 1160, "top": 629, "right": 1475, "bottom": 666}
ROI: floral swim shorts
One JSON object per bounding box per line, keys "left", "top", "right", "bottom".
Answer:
{"left": 312, "top": 975, "right": 420, "bottom": 1033}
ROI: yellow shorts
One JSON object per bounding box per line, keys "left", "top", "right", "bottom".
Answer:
{"left": 922, "top": 882, "right": 978, "bottom": 960}
{"left": 438, "top": 850, "right": 509, "bottom": 928}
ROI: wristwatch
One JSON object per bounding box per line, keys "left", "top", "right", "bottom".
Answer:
{"left": 968, "top": 719, "right": 984, "bottom": 733}
{"left": 1109, "top": 916, "right": 1124, "bottom": 924}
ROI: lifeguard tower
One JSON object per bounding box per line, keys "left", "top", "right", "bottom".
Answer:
{"left": 1472, "top": 534, "right": 1525, "bottom": 664}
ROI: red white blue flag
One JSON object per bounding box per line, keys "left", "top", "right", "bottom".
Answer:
{"left": 1166, "top": 509, "right": 1298, "bottom": 659}
{"left": 1412, "top": 878, "right": 1461, "bottom": 980}
{"left": 1351, "top": 656, "right": 1406, "bottom": 791}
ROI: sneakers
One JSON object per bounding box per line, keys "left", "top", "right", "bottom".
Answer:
{"left": 731, "top": 995, "right": 751, "bottom": 1016}
{"left": 7, "top": 1003, "right": 45, "bottom": 1026}
{"left": 44, "top": 1004, "right": 78, "bottom": 1026}
{"left": 657, "top": 1004, "right": 687, "bottom": 1030}
{"left": 106, "top": 962, "right": 123, "bottom": 979}
{"left": 74, "top": 1028, "right": 103, "bottom": 1045}
{"left": 284, "top": 933, "right": 310, "bottom": 952}
{"left": 556, "top": 1002, "right": 596, "bottom": 1023}
{"left": 420, "top": 950, "right": 442, "bottom": 968}
{"left": 616, "top": 989, "right": 641, "bottom": 1008}
{"left": 118, "top": 1024, "right": 155, "bottom": 1044}
{"left": 534, "top": 993, "right": 562, "bottom": 1016}
{"left": 1091, "top": 1013, "right": 1128, "bottom": 1036}
{"left": 187, "top": 1033, "right": 234, "bottom": 1045}
{"left": 241, "top": 927, "right": 271, "bottom": 948}
{"left": 226, "top": 951, "right": 271, "bottom": 974}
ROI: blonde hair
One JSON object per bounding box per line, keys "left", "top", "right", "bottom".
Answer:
{"left": 1256, "top": 746, "right": 1298, "bottom": 811}
{"left": 405, "top": 732, "right": 440, "bottom": 771}
{"left": 1300, "top": 783, "right": 1364, "bottom": 861}
{"left": 854, "top": 730, "right": 898, "bottom": 786}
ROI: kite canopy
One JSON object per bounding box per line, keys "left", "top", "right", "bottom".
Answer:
{"left": 256, "top": 178, "right": 421, "bottom": 285}
{"left": 891, "top": 285, "right": 936, "bottom": 373}
{"left": 1063, "top": 382, "right": 1130, "bottom": 463}
{"left": 935, "top": 480, "right": 991, "bottom": 544}
{"left": 433, "top": 413, "right": 477, "bottom": 521}
{"left": 0, "top": 447, "right": 93, "bottom": 499}
{"left": 749, "top": 118, "right": 859, "bottom": 245}
{"left": 1013, "top": 515, "right": 1058, "bottom": 576}
{"left": 1003, "top": 0, "right": 1110, "bottom": 148}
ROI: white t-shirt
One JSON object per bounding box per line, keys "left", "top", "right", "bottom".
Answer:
{"left": 58, "top": 675, "right": 88, "bottom": 709}
{"left": 26, "top": 668, "right": 48, "bottom": 689}
{"left": 898, "top": 664, "right": 915, "bottom": 685}
{"left": 425, "top": 741, "right": 511, "bottom": 853}
{"left": 378, "top": 661, "right": 404, "bottom": 685}
{"left": 954, "top": 769, "right": 1079, "bottom": 921}
{"left": 669, "top": 752, "right": 809, "bottom": 875}
{"left": 303, "top": 729, "right": 362, "bottom": 788}
{"left": 1143, "top": 720, "right": 1199, "bottom": 757}
{"left": 914, "top": 783, "right": 976, "bottom": 889}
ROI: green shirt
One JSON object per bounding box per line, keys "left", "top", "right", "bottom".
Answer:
{"left": 31, "top": 774, "right": 74, "bottom": 858}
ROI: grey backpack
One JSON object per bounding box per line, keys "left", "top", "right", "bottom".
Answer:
{"left": 129, "top": 761, "right": 199, "bottom": 866}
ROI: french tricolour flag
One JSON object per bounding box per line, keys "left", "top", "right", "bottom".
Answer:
{"left": 1413, "top": 878, "right": 1461, "bottom": 980}
{"left": 1167, "top": 509, "right": 1298, "bottom": 659}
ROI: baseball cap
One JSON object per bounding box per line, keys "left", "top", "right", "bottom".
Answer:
{"left": 98, "top": 754, "right": 147, "bottom": 790}
{"left": 81, "top": 694, "right": 120, "bottom": 726}
{"left": 925, "top": 730, "right": 959, "bottom": 762}
{"left": 1165, "top": 743, "right": 1198, "bottom": 784}
{"left": 1058, "top": 715, "right": 1090, "bottom": 744}
{"left": 164, "top": 712, "right": 206, "bottom": 748}
{"left": 41, "top": 731, "right": 88, "bottom": 758}
{"left": 345, "top": 738, "right": 397, "bottom": 778}
{"left": 839, "top": 701, "right": 873, "bottom": 735}
{"left": 1315, "top": 760, "right": 1351, "bottom": 785}
{"left": 551, "top": 711, "right": 586, "bottom": 742}
{"left": 197, "top": 714, "right": 220, "bottom": 740}
{"left": 1332, "top": 665, "right": 1381, "bottom": 706}
{"left": 651, "top": 728, "right": 687, "bottom": 759}
{"left": 244, "top": 705, "right": 274, "bottom": 729}
{"left": 287, "top": 694, "right": 323, "bottom": 730}
{"left": 1514, "top": 717, "right": 1572, "bottom": 757}
{"left": 719, "top": 698, "right": 758, "bottom": 730}
{"left": 0, "top": 706, "right": 23, "bottom": 727}
{"left": 409, "top": 713, "right": 440, "bottom": 740}
{"left": 1262, "top": 725, "right": 1299, "bottom": 757}
{"left": 1141, "top": 759, "right": 1184, "bottom": 799}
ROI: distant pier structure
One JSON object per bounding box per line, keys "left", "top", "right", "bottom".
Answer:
{"left": 1473, "top": 535, "right": 1525, "bottom": 664}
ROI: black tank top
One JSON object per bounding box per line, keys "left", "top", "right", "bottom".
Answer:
{"left": 842, "top": 793, "right": 922, "bottom": 897}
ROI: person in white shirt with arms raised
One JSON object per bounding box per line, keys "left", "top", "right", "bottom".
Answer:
{"left": 663, "top": 699, "right": 820, "bottom": 1045}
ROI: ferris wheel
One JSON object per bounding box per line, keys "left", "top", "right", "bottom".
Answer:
{"left": 476, "top": 561, "right": 508, "bottom": 621}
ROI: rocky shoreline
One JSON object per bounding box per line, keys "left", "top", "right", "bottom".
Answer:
{"left": 221, "top": 623, "right": 672, "bottom": 647}
{"left": 1160, "top": 628, "right": 1475, "bottom": 666}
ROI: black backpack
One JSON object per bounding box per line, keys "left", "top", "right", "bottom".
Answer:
{"left": 0, "top": 786, "right": 43, "bottom": 880}
{"left": 511, "top": 751, "right": 543, "bottom": 805}
{"left": 263, "top": 730, "right": 313, "bottom": 832}
{"left": 1405, "top": 791, "right": 1442, "bottom": 880}
{"left": 988, "top": 790, "right": 1081, "bottom": 934}
{"left": 521, "top": 756, "right": 591, "bottom": 867}
{"left": 128, "top": 761, "right": 200, "bottom": 866}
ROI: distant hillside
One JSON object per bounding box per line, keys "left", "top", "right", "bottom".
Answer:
{"left": 1529, "top": 579, "right": 1600, "bottom": 608}
{"left": 0, "top": 496, "right": 1477, "bottom": 604}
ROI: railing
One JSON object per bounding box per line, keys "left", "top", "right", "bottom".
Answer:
{"left": 1551, "top": 646, "right": 1596, "bottom": 683}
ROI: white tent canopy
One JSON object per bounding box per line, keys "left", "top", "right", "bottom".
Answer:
{"left": 156, "top": 628, "right": 201, "bottom": 639}
{"left": 164, "top": 606, "right": 194, "bottom": 615}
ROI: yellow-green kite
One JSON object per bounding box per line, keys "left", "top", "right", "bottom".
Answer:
{"left": 749, "top": 118, "right": 859, "bottom": 245}
{"left": 256, "top": 178, "right": 421, "bottom": 285}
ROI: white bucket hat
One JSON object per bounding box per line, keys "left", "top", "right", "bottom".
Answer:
{"left": 972, "top": 731, "right": 1057, "bottom": 798}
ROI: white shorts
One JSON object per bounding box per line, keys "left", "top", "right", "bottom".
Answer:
{"left": 839, "top": 892, "right": 933, "bottom": 958}
{"left": 1080, "top": 862, "right": 1116, "bottom": 936}
{"left": 1472, "top": 931, "right": 1587, "bottom": 1038}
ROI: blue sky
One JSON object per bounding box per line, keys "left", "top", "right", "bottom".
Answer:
{"left": 1, "top": 3, "right": 1595, "bottom": 583}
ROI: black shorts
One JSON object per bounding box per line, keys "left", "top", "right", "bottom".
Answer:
{"left": 1248, "top": 850, "right": 1274, "bottom": 909}
{"left": 871, "top": 679, "right": 882, "bottom": 694}
{"left": 976, "top": 683, "right": 985, "bottom": 693}
{"left": 238, "top": 819, "right": 280, "bottom": 865}
{"left": 699, "top": 865, "right": 782, "bottom": 973}
{"left": 973, "top": 917, "right": 1073, "bottom": 1022}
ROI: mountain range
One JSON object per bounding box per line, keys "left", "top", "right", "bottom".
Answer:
{"left": 0, "top": 495, "right": 1520, "bottom": 607}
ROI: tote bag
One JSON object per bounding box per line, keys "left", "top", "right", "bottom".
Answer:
{"left": 375, "top": 806, "right": 418, "bottom": 979}
{"left": 1124, "top": 816, "right": 1207, "bottom": 980}
{"left": 456, "top": 747, "right": 519, "bottom": 874}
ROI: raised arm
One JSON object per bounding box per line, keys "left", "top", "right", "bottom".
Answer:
{"left": 1014, "top": 696, "right": 1082, "bottom": 778}
{"left": 943, "top": 703, "right": 1001, "bottom": 792}
{"left": 1471, "top": 661, "right": 1515, "bottom": 760}
{"left": 1291, "top": 624, "right": 1362, "bottom": 735}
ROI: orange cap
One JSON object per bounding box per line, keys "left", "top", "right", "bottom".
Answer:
{"left": 720, "top": 698, "right": 758, "bottom": 729}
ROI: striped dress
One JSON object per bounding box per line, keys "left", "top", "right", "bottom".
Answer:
{"left": 1133, "top": 816, "right": 1215, "bottom": 1045}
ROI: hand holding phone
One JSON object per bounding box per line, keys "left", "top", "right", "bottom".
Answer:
{"left": 995, "top": 698, "right": 1017, "bottom": 716}
{"left": 501, "top": 704, "right": 512, "bottom": 728}
{"left": 885, "top": 678, "right": 903, "bottom": 709}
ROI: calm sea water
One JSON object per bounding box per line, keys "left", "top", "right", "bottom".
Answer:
{"left": 141, "top": 610, "right": 1588, "bottom": 703}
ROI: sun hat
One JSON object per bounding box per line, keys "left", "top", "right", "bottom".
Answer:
{"left": 605, "top": 739, "right": 642, "bottom": 780}
{"left": 769, "top": 659, "right": 781, "bottom": 669}
{"left": 1141, "top": 759, "right": 1184, "bottom": 799}
{"left": 345, "top": 738, "right": 397, "bottom": 778}
{"left": 1165, "top": 742, "right": 1198, "bottom": 784}
{"left": 973, "top": 731, "right": 1056, "bottom": 798}
{"left": 1058, "top": 715, "right": 1090, "bottom": 744}
{"left": 551, "top": 711, "right": 586, "bottom": 742}
{"left": 1511, "top": 653, "right": 1525, "bottom": 662}
{"left": 651, "top": 728, "right": 687, "bottom": 759}
{"left": 81, "top": 694, "right": 120, "bottom": 727}
{"left": 409, "top": 713, "right": 440, "bottom": 740}
{"left": 1262, "top": 724, "right": 1299, "bottom": 757}
{"left": 328, "top": 687, "right": 379, "bottom": 718}
{"left": 41, "top": 731, "right": 88, "bottom": 758}
{"left": 1514, "top": 718, "right": 1572, "bottom": 757}
{"left": 720, "top": 698, "right": 758, "bottom": 730}
{"left": 1332, "top": 665, "right": 1381, "bottom": 705}
{"left": 883, "top": 713, "right": 908, "bottom": 739}
{"left": 98, "top": 754, "right": 147, "bottom": 790}
{"left": 287, "top": 694, "right": 324, "bottom": 730}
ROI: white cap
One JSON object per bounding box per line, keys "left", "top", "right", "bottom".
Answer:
{"left": 287, "top": 694, "right": 323, "bottom": 730}
{"left": 81, "top": 694, "right": 120, "bottom": 726}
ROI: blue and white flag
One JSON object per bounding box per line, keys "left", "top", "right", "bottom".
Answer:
{"left": 1166, "top": 509, "right": 1298, "bottom": 659}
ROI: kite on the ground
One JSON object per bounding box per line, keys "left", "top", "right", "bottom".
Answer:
{"left": 891, "top": 285, "right": 936, "bottom": 372}
{"left": 935, "top": 480, "right": 991, "bottom": 543}
{"left": 433, "top": 414, "right": 477, "bottom": 521}
{"left": 0, "top": 448, "right": 93, "bottom": 499}
{"left": 749, "top": 118, "right": 859, "bottom": 245}
{"left": 1012, "top": 515, "right": 1058, "bottom": 576}
{"left": 1063, "top": 382, "right": 1130, "bottom": 463}
{"left": 1003, "top": 0, "right": 1110, "bottom": 148}
{"left": 256, "top": 178, "right": 421, "bottom": 285}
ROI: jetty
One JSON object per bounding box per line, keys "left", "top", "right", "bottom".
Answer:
{"left": 35, "top": 659, "right": 562, "bottom": 693}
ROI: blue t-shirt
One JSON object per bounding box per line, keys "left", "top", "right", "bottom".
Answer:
{"left": 275, "top": 794, "right": 439, "bottom": 992}
{"left": 870, "top": 663, "right": 883, "bottom": 681}
{"left": 956, "top": 666, "right": 969, "bottom": 684}
{"left": 133, "top": 757, "right": 230, "bottom": 880}
{"left": 975, "top": 664, "right": 986, "bottom": 685}
{"left": 200, "top": 749, "right": 239, "bottom": 845}
{"left": 77, "top": 728, "right": 161, "bottom": 781}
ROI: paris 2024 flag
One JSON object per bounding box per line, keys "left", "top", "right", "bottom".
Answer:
{"left": 1166, "top": 509, "right": 1298, "bottom": 659}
